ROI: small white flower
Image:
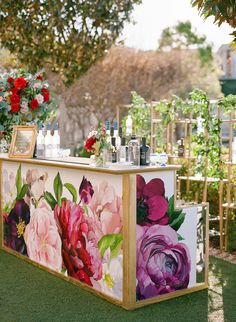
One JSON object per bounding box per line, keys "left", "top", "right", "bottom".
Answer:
{"left": 99, "top": 249, "right": 123, "bottom": 300}
{"left": 88, "top": 130, "right": 97, "bottom": 138}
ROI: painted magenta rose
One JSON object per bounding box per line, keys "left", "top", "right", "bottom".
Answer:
{"left": 137, "top": 175, "right": 169, "bottom": 226}
{"left": 54, "top": 200, "right": 102, "bottom": 285}
{"left": 24, "top": 200, "right": 62, "bottom": 272}
{"left": 136, "top": 224, "right": 191, "bottom": 299}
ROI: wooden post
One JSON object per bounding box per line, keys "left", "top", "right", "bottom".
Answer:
{"left": 122, "top": 174, "right": 136, "bottom": 310}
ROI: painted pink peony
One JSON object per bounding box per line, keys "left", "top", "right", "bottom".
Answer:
{"left": 136, "top": 224, "right": 191, "bottom": 299}
{"left": 87, "top": 181, "right": 122, "bottom": 242}
{"left": 25, "top": 169, "right": 48, "bottom": 202}
{"left": 24, "top": 200, "right": 62, "bottom": 271}
{"left": 137, "top": 175, "right": 169, "bottom": 226}
{"left": 54, "top": 200, "right": 102, "bottom": 285}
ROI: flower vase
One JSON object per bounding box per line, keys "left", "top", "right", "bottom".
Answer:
{"left": 90, "top": 151, "right": 107, "bottom": 167}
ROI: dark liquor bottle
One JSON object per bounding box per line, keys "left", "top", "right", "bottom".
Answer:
{"left": 140, "top": 137, "right": 150, "bottom": 166}
{"left": 178, "top": 138, "right": 185, "bottom": 157}
{"left": 111, "top": 137, "right": 117, "bottom": 163}
{"left": 110, "top": 126, "right": 114, "bottom": 138}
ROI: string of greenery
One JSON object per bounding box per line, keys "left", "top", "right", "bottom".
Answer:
{"left": 125, "top": 89, "right": 236, "bottom": 179}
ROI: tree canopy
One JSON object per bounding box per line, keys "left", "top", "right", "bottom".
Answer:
{"left": 192, "top": 0, "right": 236, "bottom": 43}
{"left": 0, "top": 0, "right": 141, "bottom": 84}
{"left": 158, "top": 21, "right": 213, "bottom": 64}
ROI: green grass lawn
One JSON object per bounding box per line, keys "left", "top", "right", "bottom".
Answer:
{"left": 0, "top": 250, "right": 235, "bottom": 322}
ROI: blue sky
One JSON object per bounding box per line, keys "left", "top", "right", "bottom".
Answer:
{"left": 121, "top": 0, "right": 234, "bottom": 51}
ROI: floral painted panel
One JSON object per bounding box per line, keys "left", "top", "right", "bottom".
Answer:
{"left": 2, "top": 162, "right": 123, "bottom": 301}
{"left": 136, "top": 174, "right": 195, "bottom": 301}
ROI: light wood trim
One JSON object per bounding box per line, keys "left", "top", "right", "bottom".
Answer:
{"left": 122, "top": 174, "right": 136, "bottom": 310}
{"left": 219, "top": 181, "right": 224, "bottom": 250}
{"left": 135, "top": 283, "right": 207, "bottom": 308}
{"left": 0, "top": 160, "right": 2, "bottom": 248}
{"left": 204, "top": 203, "right": 210, "bottom": 284}
{"left": 8, "top": 125, "right": 37, "bottom": 159}
{"left": 0, "top": 156, "right": 181, "bottom": 175}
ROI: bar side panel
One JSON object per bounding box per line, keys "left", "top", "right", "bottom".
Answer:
{"left": 136, "top": 172, "right": 208, "bottom": 302}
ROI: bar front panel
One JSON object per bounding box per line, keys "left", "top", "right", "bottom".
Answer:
{"left": 1, "top": 160, "right": 123, "bottom": 301}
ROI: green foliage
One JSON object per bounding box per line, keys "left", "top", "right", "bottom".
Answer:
{"left": 54, "top": 172, "right": 63, "bottom": 207}
{"left": 44, "top": 191, "right": 57, "bottom": 210}
{"left": 189, "top": 89, "right": 223, "bottom": 178}
{"left": 64, "top": 183, "right": 77, "bottom": 203}
{"left": 98, "top": 234, "right": 123, "bottom": 260}
{"left": 15, "top": 165, "right": 29, "bottom": 201}
{"left": 128, "top": 89, "right": 236, "bottom": 178}
{"left": 158, "top": 21, "right": 213, "bottom": 64}
{"left": 192, "top": 0, "right": 236, "bottom": 43}
{"left": 167, "top": 195, "right": 186, "bottom": 231}
{"left": 0, "top": 0, "right": 141, "bottom": 84}
{"left": 16, "top": 165, "right": 22, "bottom": 197}
{"left": 122, "top": 91, "right": 151, "bottom": 142}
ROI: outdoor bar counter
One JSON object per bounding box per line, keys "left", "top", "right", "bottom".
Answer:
{"left": 0, "top": 154, "right": 209, "bottom": 310}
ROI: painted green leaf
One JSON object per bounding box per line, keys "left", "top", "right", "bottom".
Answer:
{"left": 98, "top": 234, "right": 123, "bottom": 260}
{"left": 169, "top": 209, "right": 183, "bottom": 220}
{"left": 54, "top": 172, "right": 63, "bottom": 206}
{"left": 169, "top": 211, "right": 186, "bottom": 231}
{"left": 16, "top": 165, "right": 22, "bottom": 197}
{"left": 137, "top": 206, "right": 147, "bottom": 224}
{"left": 83, "top": 204, "right": 88, "bottom": 215}
{"left": 168, "top": 195, "right": 175, "bottom": 213}
{"left": 178, "top": 233, "right": 185, "bottom": 241}
{"left": 17, "top": 184, "right": 29, "bottom": 200}
{"left": 44, "top": 191, "right": 57, "bottom": 210}
{"left": 64, "top": 183, "right": 77, "bottom": 203}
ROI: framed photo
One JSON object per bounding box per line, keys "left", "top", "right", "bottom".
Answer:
{"left": 8, "top": 125, "right": 37, "bottom": 158}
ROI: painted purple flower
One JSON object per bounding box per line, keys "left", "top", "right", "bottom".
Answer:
{"left": 79, "top": 176, "right": 94, "bottom": 204}
{"left": 136, "top": 224, "right": 191, "bottom": 300}
{"left": 137, "top": 175, "right": 169, "bottom": 225}
{"left": 4, "top": 199, "right": 30, "bottom": 255}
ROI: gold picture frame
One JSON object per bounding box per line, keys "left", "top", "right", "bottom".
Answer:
{"left": 8, "top": 125, "right": 37, "bottom": 158}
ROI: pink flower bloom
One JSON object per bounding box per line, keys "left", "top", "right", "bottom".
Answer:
{"left": 33, "top": 82, "right": 41, "bottom": 89}
{"left": 87, "top": 181, "right": 122, "bottom": 242}
{"left": 136, "top": 224, "right": 191, "bottom": 299}
{"left": 25, "top": 169, "right": 48, "bottom": 202}
{"left": 0, "top": 96, "right": 3, "bottom": 102}
{"left": 54, "top": 200, "right": 102, "bottom": 285}
{"left": 20, "top": 101, "right": 28, "bottom": 114}
{"left": 35, "top": 93, "right": 44, "bottom": 104}
{"left": 24, "top": 200, "right": 62, "bottom": 272}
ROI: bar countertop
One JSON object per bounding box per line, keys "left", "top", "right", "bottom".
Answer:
{"left": 0, "top": 153, "right": 180, "bottom": 175}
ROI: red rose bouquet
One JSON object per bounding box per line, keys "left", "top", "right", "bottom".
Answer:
{"left": 0, "top": 69, "right": 55, "bottom": 143}
{"left": 84, "top": 125, "right": 112, "bottom": 159}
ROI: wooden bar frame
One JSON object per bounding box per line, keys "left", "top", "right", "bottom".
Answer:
{"left": 0, "top": 159, "right": 209, "bottom": 310}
